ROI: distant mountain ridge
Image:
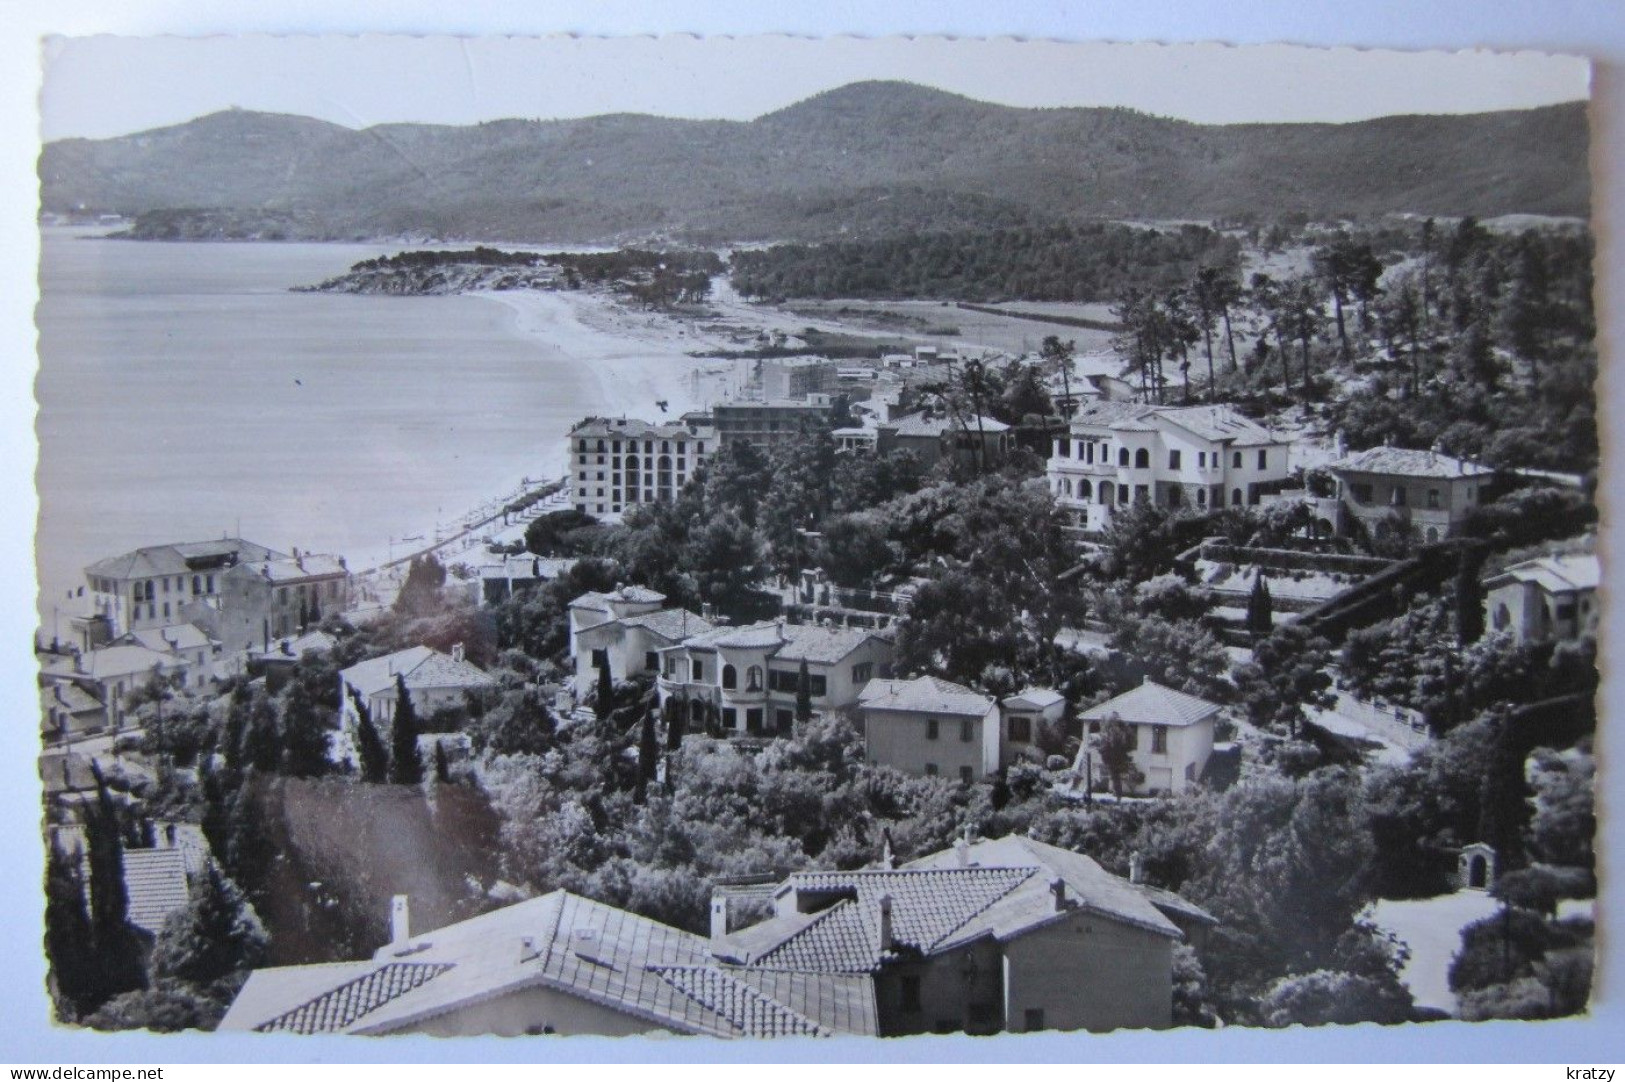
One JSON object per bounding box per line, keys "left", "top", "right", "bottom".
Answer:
{"left": 39, "top": 80, "right": 1591, "bottom": 244}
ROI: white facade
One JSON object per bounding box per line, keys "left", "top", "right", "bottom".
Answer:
{"left": 568, "top": 417, "right": 716, "bottom": 524}
{"left": 1047, "top": 403, "right": 1292, "bottom": 531}
{"left": 1076, "top": 681, "right": 1219, "bottom": 796}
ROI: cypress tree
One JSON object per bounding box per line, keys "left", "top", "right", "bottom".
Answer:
{"left": 221, "top": 683, "right": 252, "bottom": 772}
{"left": 388, "top": 674, "right": 424, "bottom": 785}
{"left": 244, "top": 690, "right": 281, "bottom": 774}
{"left": 1246, "top": 571, "right": 1274, "bottom": 637}
{"left": 349, "top": 688, "right": 389, "bottom": 783}
{"left": 44, "top": 839, "right": 97, "bottom": 1020}
{"left": 794, "top": 658, "right": 813, "bottom": 726}
{"left": 665, "top": 695, "right": 685, "bottom": 752}
{"left": 1456, "top": 544, "right": 1488, "bottom": 645}
{"left": 82, "top": 762, "right": 147, "bottom": 1004}
{"left": 280, "top": 679, "right": 330, "bottom": 778}
{"left": 635, "top": 711, "right": 658, "bottom": 805}
{"left": 434, "top": 739, "right": 451, "bottom": 784}
{"left": 596, "top": 660, "right": 615, "bottom": 721}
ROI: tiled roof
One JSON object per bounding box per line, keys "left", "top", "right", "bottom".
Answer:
{"left": 902, "top": 836, "right": 1189, "bottom": 942}
{"left": 1155, "top": 405, "right": 1276, "bottom": 445}
{"left": 776, "top": 624, "right": 886, "bottom": 664}
{"left": 86, "top": 539, "right": 284, "bottom": 581}
{"left": 234, "top": 554, "right": 348, "bottom": 583}
{"left": 739, "top": 868, "right": 1035, "bottom": 974}
{"left": 221, "top": 890, "right": 876, "bottom": 1038}
{"left": 1067, "top": 401, "right": 1160, "bottom": 430}
{"left": 257, "top": 963, "right": 454, "bottom": 1035}
{"left": 709, "top": 622, "right": 789, "bottom": 650}
{"left": 1003, "top": 688, "right": 1065, "bottom": 711}
{"left": 1486, "top": 553, "right": 1600, "bottom": 594}
{"left": 126, "top": 623, "right": 214, "bottom": 654}
{"left": 1331, "top": 446, "right": 1495, "bottom": 479}
{"left": 617, "top": 608, "right": 716, "bottom": 643}
{"left": 647, "top": 966, "right": 826, "bottom": 1038}
{"left": 1079, "top": 680, "right": 1220, "bottom": 728}
{"left": 40, "top": 645, "right": 183, "bottom": 682}
{"left": 858, "top": 675, "right": 993, "bottom": 717}
{"left": 480, "top": 555, "right": 576, "bottom": 581}
{"left": 1136, "top": 883, "right": 1220, "bottom": 928}
{"left": 571, "top": 585, "right": 668, "bottom": 610}
{"left": 885, "top": 412, "right": 1010, "bottom": 438}
{"left": 251, "top": 629, "right": 338, "bottom": 661}
{"left": 339, "top": 646, "right": 495, "bottom": 698}
{"left": 570, "top": 417, "right": 709, "bottom": 441}
{"left": 121, "top": 847, "right": 192, "bottom": 935}
{"left": 41, "top": 681, "right": 103, "bottom": 715}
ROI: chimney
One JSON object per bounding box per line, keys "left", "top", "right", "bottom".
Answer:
{"left": 1050, "top": 876, "right": 1067, "bottom": 911}
{"left": 953, "top": 835, "right": 970, "bottom": 867}
{"left": 710, "top": 894, "right": 730, "bottom": 941}
{"left": 1129, "top": 852, "right": 1144, "bottom": 885}
{"left": 390, "top": 894, "right": 411, "bottom": 946}
{"left": 880, "top": 827, "right": 896, "bottom": 870}
{"left": 452, "top": 643, "right": 465, "bottom": 664}
{"left": 877, "top": 894, "right": 894, "bottom": 951}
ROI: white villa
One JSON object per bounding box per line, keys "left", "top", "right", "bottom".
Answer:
{"left": 1047, "top": 402, "right": 1293, "bottom": 531}
{"left": 1076, "top": 680, "right": 1220, "bottom": 796}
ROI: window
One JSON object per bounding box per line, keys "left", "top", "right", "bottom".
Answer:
{"left": 747, "top": 666, "right": 763, "bottom": 691}
{"left": 1167, "top": 486, "right": 1181, "bottom": 507}
{"left": 1391, "top": 486, "right": 1408, "bottom": 507}
{"left": 1350, "top": 482, "right": 1374, "bottom": 504}
{"left": 644, "top": 651, "right": 657, "bottom": 672}
{"left": 1169, "top": 449, "right": 1182, "bottom": 470}
{"left": 1152, "top": 725, "right": 1168, "bottom": 754}
{"left": 926, "top": 718, "right": 940, "bottom": 740}
{"left": 722, "top": 664, "right": 737, "bottom": 690}
{"left": 775, "top": 709, "right": 794, "bottom": 735}
{"left": 162, "top": 602, "right": 171, "bottom": 618}
{"left": 1135, "top": 485, "right": 1150, "bottom": 504}
{"left": 1196, "top": 488, "right": 1207, "bottom": 507}
{"left": 746, "top": 708, "right": 764, "bottom": 734}
{"left": 1258, "top": 449, "right": 1268, "bottom": 469}
{"left": 1024, "top": 1009, "right": 1046, "bottom": 1033}
{"left": 1008, "top": 715, "right": 1032, "bottom": 742}
{"left": 692, "top": 659, "right": 704, "bottom": 681}
{"left": 1117, "top": 447, "right": 1129, "bottom": 467}
{"left": 900, "top": 976, "right": 922, "bottom": 1013}
{"left": 722, "top": 707, "right": 738, "bottom": 729}
{"left": 959, "top": 766, "right": 974, "bottom": 785}
{"left": 924, "top": 763, "right": 939, "bottom": 776}
{"left": 960, "top": 719, "right": 975, "bottom": 743}
{"left": 852, "top": 662, "right": 874, "bottom": 685}
{"left": 1134, "top": 448, "right": 1150, "bottom": 469}
{"left": 1197, "top": 451, "right": 1206, "bottom": 468}
{"left": 1233, "top": 451, "right": 1242, "bottom": 469}
{"left": 1427, "top": 488, "right": 1441, "bottom": 509}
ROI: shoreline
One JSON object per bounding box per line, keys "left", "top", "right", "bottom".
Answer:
{"left": 344, "top": 288, "right": 749, "bottom": 592}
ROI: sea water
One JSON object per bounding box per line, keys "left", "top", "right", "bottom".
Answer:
{"left": 34, "top": 229, "right": 610, "bottom": 628}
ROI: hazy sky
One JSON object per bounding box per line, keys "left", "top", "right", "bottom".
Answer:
{"left": 41, "top": 34, "right": 1591, "bottom": 140}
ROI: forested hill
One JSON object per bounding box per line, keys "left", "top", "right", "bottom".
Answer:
{"left": 40, "top": 81, "right": 1590, "bottom": 244}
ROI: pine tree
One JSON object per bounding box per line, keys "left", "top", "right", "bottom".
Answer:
{"left": 44, "top": 839, "right": 97, "bottom": 1020}
{"left": 279, "top": 680, "right": 330, "bottom": 778}
{"left": 151, "top": 863, "right": 268, "bottom": 987}
{"left": 434, "top": 739, "right": 452, "bottom": 784}
{"left": 388, "top": 674, "right": 424, "bottom": 785}
{"left": 349, "top": 688, "right": 389, "bottom": 783}
{"left": 794, "top": 658, "right": 813, "bottom": 726}
{"left": 82, "top": 762, "right": 147, "bottom": 1005}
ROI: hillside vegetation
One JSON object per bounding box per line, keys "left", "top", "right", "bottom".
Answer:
{"left": 41, "top": 81, "right": 1590, "bottom": 244}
